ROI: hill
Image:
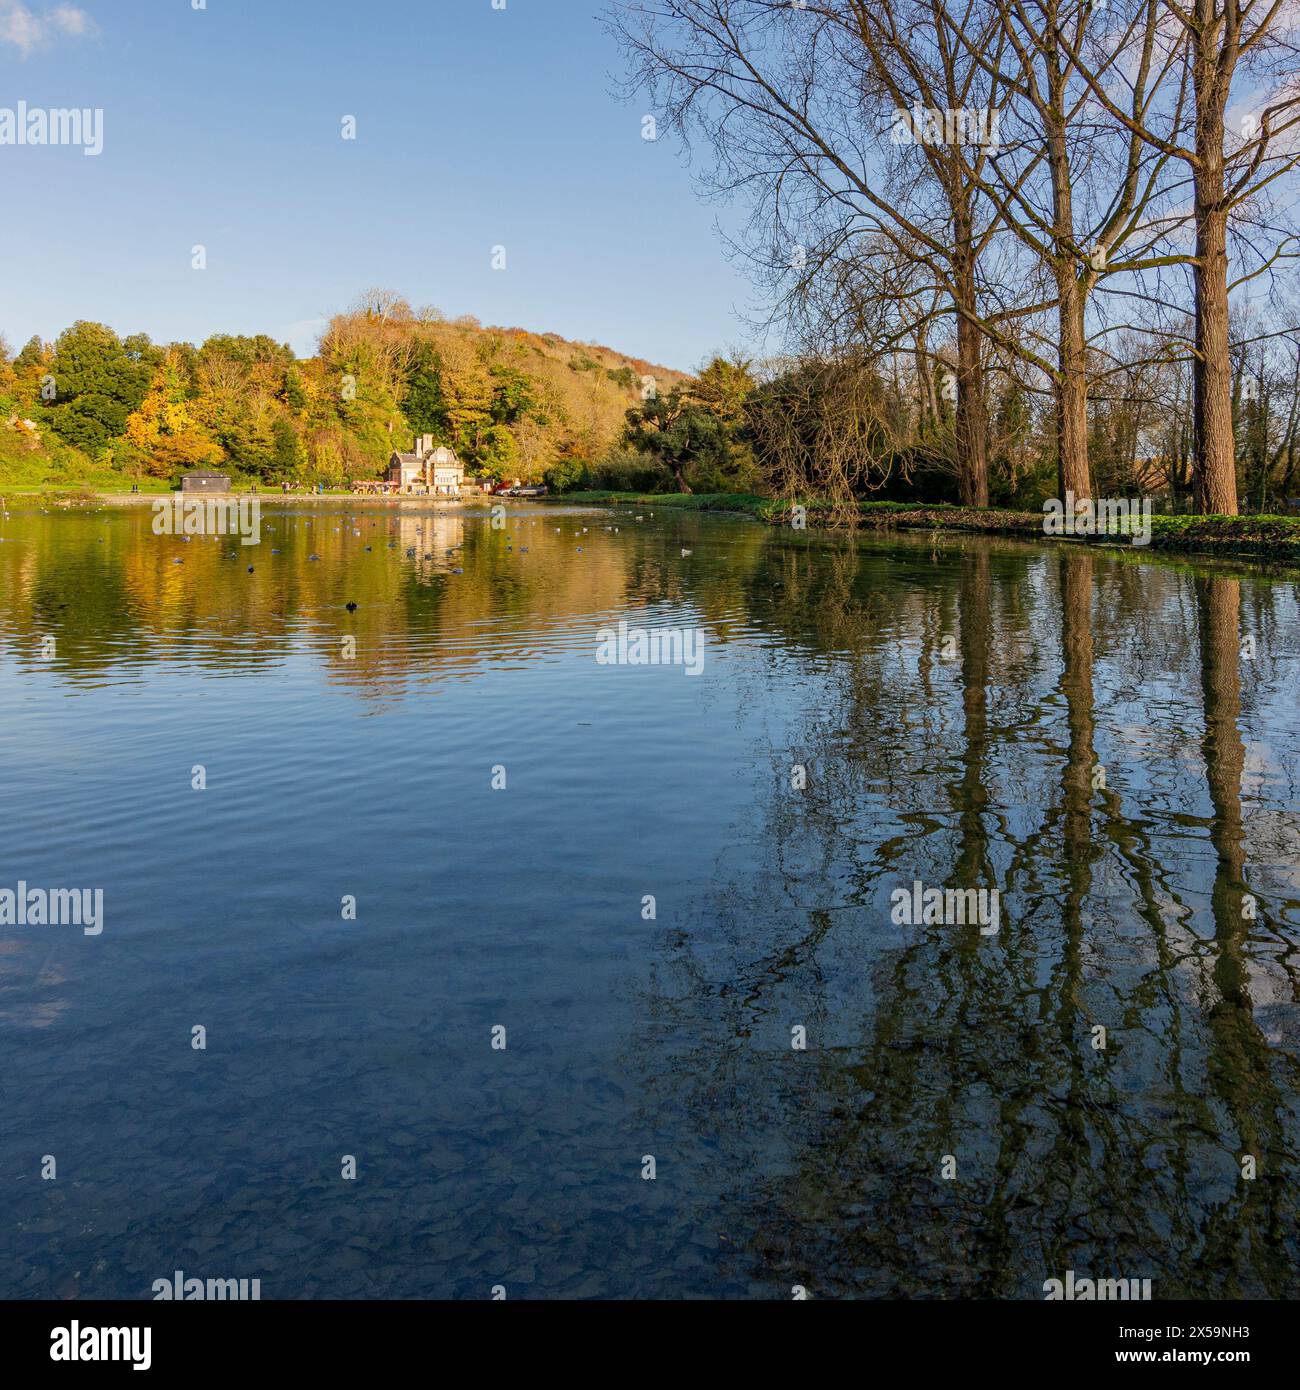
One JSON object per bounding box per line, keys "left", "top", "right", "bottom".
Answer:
{"left": 0, "top": 294, "right": 695, "bottom": 492}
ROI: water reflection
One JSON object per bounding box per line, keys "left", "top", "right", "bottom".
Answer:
{"left": 0, "top": 502, "right": 1297, "bottom": 1298}
{"left": 631, "top": 539, "right": 1300, "bottom": 1298}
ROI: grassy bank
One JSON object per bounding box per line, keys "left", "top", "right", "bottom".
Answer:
{"left": 0, "top": 434, "right": 152, "bottom": 496}
{"left": 552, "top": 492, "right": 1300, "bottom": 562}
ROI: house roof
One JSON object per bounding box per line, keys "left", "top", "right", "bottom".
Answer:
{"left": 389, "top": 451, "right": 462, "bottom": 467}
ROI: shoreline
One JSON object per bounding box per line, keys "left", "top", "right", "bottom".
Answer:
{"left": 11, "top": 486, "right": 1300, "bottom": 565}
{"left": 550, "top": 492, "right": 1300, "bottom": 565}
{"left": 17, "top": 491, "right": 484, "bottom": 509}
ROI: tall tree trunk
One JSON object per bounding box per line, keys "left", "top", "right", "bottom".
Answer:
{"left": 1193, "top": 202, "right": 1238, "bottom": 514}
{"left": 953, "top": 254, "right": 989, "bottom": 507}
{"left": 1057, "top": 268, "right": 1093, "bottom": 503}
{"left": 955, "top": 315, "right": 989, "bottom": 507}
{"left": 1045, "top": 78, "right": 1093, "bottom": 505}
{"left": 1191, "top": 19, "right": 1239, "bottom": 515}
{"left": 915, "top": 329, "right": 937, "bottom": 436}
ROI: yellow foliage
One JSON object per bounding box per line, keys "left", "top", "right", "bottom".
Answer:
{"left": 126, "top": 350, "right": 224, "bottom": 475}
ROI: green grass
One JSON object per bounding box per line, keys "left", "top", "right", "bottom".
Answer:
{"left": 0, "top": 429, "right": 161, "bottom": 495}
{"left": 0, "top": 481, "right": 174, "bottom": 496}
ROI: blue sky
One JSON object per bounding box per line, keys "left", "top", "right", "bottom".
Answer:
{"left": 0, "top": 0, "right": 757, "bottom": 371}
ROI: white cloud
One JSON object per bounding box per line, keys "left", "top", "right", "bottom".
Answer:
{"left": 52, "top": 4, "right": 92, "bottom": 37}
{"left": 0, "top": 2, "right": 43, "bottom": 53}
{"left": 0, "top": 2, "right": 96, "bottom": 57}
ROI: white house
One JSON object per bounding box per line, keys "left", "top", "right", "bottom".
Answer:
{"left": 386, "top": 436, "right": 464, "bottom": 495}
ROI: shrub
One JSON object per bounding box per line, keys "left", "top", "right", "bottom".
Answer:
{"left": 543, "top": 455, "right": 587, "bottom": 493}
{"left": 585, "top": 447, "right": 672, "bottom": 493}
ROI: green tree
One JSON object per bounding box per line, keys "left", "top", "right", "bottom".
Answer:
{"left": 44, "top": 322, "right": 156, "bottom": 455}
{"left": 270, "top": 418, "right": 306, "bottom": 483}
{"left": 624, "top": 386, "right": 731, "bottom": 493}
{"left": 693, "top": 355, "right": 754, "bottom": 424}
{"left": 283, "top": 365, "right": 307, "bottom": 413}
{"left": 476, "top": 423, "right": 520, "bottom": 480}
{"left": 544, "top": 455, "right": 587, "bottom": 492}
{"left": 403, "top": 341, "right": 449, "bottom": 437}
{"left": 14, "top": 335, "right": 46, "bottom": 374}
{"left": 490, "top": 366, "right": 540, "bottom": 426}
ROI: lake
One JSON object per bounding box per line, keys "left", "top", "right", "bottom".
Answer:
{"left": 1, "top": 500, "right": 1298, "bottom": 1299}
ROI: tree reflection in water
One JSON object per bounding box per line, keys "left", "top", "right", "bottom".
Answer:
{"left": 638, "top": 536, "right": 1300, "bottom": 1299}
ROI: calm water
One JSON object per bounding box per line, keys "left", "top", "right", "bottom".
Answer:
{"left": 1, "top": 500, "right": 1298, "bottom": 1300}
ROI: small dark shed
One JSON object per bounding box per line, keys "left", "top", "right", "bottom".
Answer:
{"left": 180, "top": 470, "right": 231, "bottom": 493}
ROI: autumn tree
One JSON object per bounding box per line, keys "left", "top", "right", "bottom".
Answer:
{"left": 125, "top": 349, "right": 224, "bottom": 477}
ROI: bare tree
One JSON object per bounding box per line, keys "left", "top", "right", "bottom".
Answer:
{"left": 1058, "top": 0, "right": 1300, "bottom": 513}
{"left": 943, "top": 0, "right": 1191, "bottom": 503}
{"left": 608, "top": 0, "right": 1015, "bottom": 505}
